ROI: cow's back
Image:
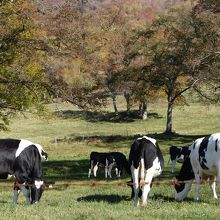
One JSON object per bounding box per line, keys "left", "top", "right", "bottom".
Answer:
{"left": 129, "top": 138, "right": 163, "bottom": 170}
{"left": 190, "top": 134, "right": 220, "bottom": 174}
{"left": 0, "top": 139, "right": 20, "bottom": 175}
{"left": 0, "top": 139, "right": 20, "bottom": 153}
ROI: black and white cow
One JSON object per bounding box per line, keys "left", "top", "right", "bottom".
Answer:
{"left": 88, "top": 151, "right": 115, "bottom": 178}
{"left": 108, "top": 152, "right": 130, "bottom": 178}
{"left": 129, "top": 136, "right": 164, "bottom": 206}
{"left": 174, "top": 133, "right": 220, "bottom": 201}
{"left": 0, "top": 139, "right": 48, "bottom": 204}
{"left": 169, "top": 145, "right": 189, "bottom": 173}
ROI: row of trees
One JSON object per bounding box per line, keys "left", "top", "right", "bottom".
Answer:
{"left": 0, "top": 0, "right": 220, "bottom": 133}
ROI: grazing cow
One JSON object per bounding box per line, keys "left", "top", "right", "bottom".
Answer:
{"left": 129, "top": 136, "right": 164, "bottom": 206}
{"left": 88, "top": 151, "right": 115, "bottom": 178}
{"left": 174, "top": 133, "right": 220, "bottom": 201}
{"left": 169, "top": 145, "right": 189, "bottom": 173}
{"left": 108, "top": 152, "right": 130, "bottom": 178}
{"left": 0, "top": 139, "right": 48, "bottom": 204}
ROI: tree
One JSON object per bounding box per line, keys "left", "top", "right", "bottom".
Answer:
{"left": 126, "top": 1, "right": 220, "bottom": 133}
{"left": 0, "top": 0, "right": 49, "bottom": 129}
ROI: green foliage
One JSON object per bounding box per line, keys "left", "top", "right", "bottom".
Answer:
{"left": 0, "top": 0, "right": 49, "bottom": 130}
{"left": 125, "top": 1, "right": 220, "bottom": 132}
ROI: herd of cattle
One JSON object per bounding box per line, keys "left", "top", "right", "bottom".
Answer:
{"left": 88, "top": 133, "right": 220, "bottom": 206}
{"left": 0, "top": 133, "right": 220, "bottom": 206}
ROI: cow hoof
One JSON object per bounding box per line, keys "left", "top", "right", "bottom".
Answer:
{"left": 141, "top": 203, "right": 147, "bottom": 208}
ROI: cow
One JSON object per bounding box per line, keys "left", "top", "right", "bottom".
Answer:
{"left": 108, "top": 152, "right": 130, "bottom": 178}
{"left": 88, "top": 151, "right": 115, "bottom": 178}
{"left": 0, "top": 139, "right": 48, "bottom": 204}
{"left": 174, "top": 133, "right": 220, "bottom": 201}
{"left": 129, "top": 136, "right": 164, "bottom": 207}
{"left": 169, "top": 145, "right": 189, "bottom": 173}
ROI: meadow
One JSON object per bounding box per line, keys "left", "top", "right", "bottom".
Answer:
{"left": 0, "top": 99, "right": 220, "bottom": 220}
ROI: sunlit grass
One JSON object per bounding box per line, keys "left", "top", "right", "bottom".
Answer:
{"left": 0, "top": 100, "right": 220, "bottom": 219}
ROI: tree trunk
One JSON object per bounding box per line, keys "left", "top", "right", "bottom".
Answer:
{"left": 142, "top": 101, "right": 147, "bottom": 120}
{"left": 165, "top": 94, "right": 173, "bottom": 133}
{"left": 139, "top": 103, "right": 142, "bottom": 116}
{"left": 111, "top": 93, "right": 118, "bottom": 116}
{"left": 124, "top": 91, "right": 131, "bottom": 116}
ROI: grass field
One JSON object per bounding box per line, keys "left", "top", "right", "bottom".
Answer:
{"left": 0, "top": 100, "right": 220, "bottom": 219}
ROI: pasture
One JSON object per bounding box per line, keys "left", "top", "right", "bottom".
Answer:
{"left": 0, "top": 100, "right": 220, "bottom": 219}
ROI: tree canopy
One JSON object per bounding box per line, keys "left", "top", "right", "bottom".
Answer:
{"left": 0, "top": 0, "right": 48, "bottom": 129}
{"left": 0, "top": 0, "right": 220, "bottom": 132}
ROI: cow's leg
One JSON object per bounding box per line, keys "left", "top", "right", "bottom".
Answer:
{"left": 131, "top": 163, "right": 140, "bottom": 207}
{"left": 118, "top": 168, "right": 121, "bottom": 178}
{"left": 93, "top": 163, "right": 98, "bottom": 177}
{"left": 21, "top": 185, "right": 31, "bottom": 204}
{"left": 194, "top": 173, "right": 202, "bottom": 201}
{"left": 214, "top": 172, "right": 220, "bottom": 198}
{"left": 13, "top": 189, "right": 20, "bottom": 204}
{"left": 108, "top": 163, "right": 114, "bottom": 178}
{"left": 14, "top": 172, "right": 31, "bottom": 204}
{"left": 13, "top": 184, "right": 31, "bottom": 205}
{"left": 105, "top": 166, "right": 108, "bottom": 178}
{"left": 115, "top": 167, "right": 118, "bottom": 176}
{"left": 105, "top": 159, "right": 109, "bottom": 178}
{"left": 88, "top": 160, "right": 93, "bottom": 178}
{"left": 13, "top": 185, "right": 21, "bottom": 204}
{"left": 210, "top": 177, "right": 218, "bottom": 199}
{"left": 141, "top": 168, "right": 153, "bottom": 207}
{"left": 171, "top": 160, "right": 176, "bottom": 173}
{"left": 13, "top": 182, "right": 20, "bottom": 204}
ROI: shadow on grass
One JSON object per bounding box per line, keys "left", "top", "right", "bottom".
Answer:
{"left": 42, "top": 159, "right": 178, "bottom": 191}
{"left": 54, "top": 110, "right": 162, "bottom": 123}
{"left": 151, "top": 194, "right": 194, "bottom": 203}
{"left": 0, "top": 200, "right": 8, "bottom": 204}
{"left": 43, "top": 159, "right": 131, "bottom": 181}
{"left": 54, "top": 132, "right": 208, "bottom": 148}
{"left": 43, "top": 159, "right": 89, "bottom": 181}
{"left": 77, "top": 194, "right": 130, "bottom": 203}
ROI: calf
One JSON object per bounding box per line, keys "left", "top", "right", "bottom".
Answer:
{"left": 0, "top": 139, "right": 48, "bottom": 204}
{"left": 169, "top": 145, "right": 189, "bottom": 173}
{"left": 129, "top": 136, "right": 164, "bottom": 206}
{"left": 88, "top": 151, "right": 115, "bottom": 178}
{"left": 174, "top": 133, "right": 220, "bottom": 201}
{"left": 108, "top": 152, "right": 130, "bottom": 178}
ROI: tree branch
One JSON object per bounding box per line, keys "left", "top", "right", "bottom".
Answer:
{"left": 171, "top": 79, "right": 199, "bottom": 102}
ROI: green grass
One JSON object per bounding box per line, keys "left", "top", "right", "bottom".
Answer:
{"left": 0, "top": 100, "right": 220, "bottom": 219}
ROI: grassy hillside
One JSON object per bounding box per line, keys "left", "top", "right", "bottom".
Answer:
{"left": 0, "top": 100, "right": 220, "bottom": 219}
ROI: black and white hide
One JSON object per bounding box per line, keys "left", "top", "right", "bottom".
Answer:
{"left": 129, "top": 136, "right": 164, "bottom": 207}
{"left": 88, "top": 152, "right": 115, "bottom": 178}
{"left": 169, "top": 145, "right": 189, "bottom": 173}
{"left": 174, "top": 133, "right": 220, "bottom": 201}
{"left": 108, "top": 152, "right": 130, "bottom": 178}
{"left": 0, "top": 139, "right": 48, "bottom": 204}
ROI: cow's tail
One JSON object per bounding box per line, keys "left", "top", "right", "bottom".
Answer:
{"left": 140, "top": 158, "right": 145, "bottom": 183}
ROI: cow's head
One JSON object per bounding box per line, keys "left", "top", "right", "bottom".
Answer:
{"left": 174, "top": 179, "right": 192, "bottom": 201}
{"left": 174, "top": 157, "right": 194, "bottom": 201}
{"left": 31, "top": 180, "right": 44, "bottom": 204}
{"left": 41, "top": 149, "right": 48, "bottom": 161}
{"left": 35, "top": 144, "right": 48, "bottom": 161}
